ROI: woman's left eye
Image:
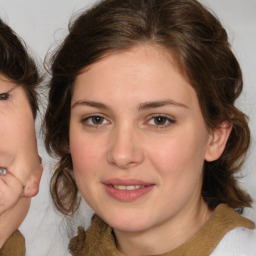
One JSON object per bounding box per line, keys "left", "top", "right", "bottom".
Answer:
{"left": 0, "top": 93, "right": 10, "bottom": 101}
{"left": 147, "top": 115, "right": 175, "bottom": 127}
{"left": 82, "top": 115, "right": 109, "bottom": 126}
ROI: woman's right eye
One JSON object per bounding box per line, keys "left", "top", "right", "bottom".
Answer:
{"left": 82, "top": 115, "right": 109, "bottom": 127}
{"left": 0, "top": 93, "right": 10, "bottom": 101}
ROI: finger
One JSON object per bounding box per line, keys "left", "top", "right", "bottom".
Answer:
{"left": 0, "top": 170, "right": 24, "bottom": 192}
{"left": 0, "top": 189, "right": 23, "bottom": 214}
{"left": 0, "top": 177, "right": 18, "bottom": 213}
{"left": 0, "top": 171, "right": 24, "bottom": 213}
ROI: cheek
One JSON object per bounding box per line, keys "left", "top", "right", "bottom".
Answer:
{"left": 147, "top": 129, "right": 208, "bottom": 180}
{"left": 146, "top": 133, "right": 207, "bottom": 208}
{"left": 70, "top": 135, "right": 104, "bottom": 184}
{"left": 0, "top": 110, "right": 34, "bottom": 158}
{"left": 70, "top": 136, "right": 106, "bottom": 210}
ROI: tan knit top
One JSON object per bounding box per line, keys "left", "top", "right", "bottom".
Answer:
{"left": 69, "top": 204, "right": 255, "bottom": 256}
{"left": 0, "top": 230, "right": 25, "bottom": 256}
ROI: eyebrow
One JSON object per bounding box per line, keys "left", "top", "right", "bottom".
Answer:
{"left": 71, "top": 100, "right": 108, "bottom": 109}
{"left": 138, "top": 100, "right": 188, "bottom": 111}
{"left": 72, "top": 99, "right": 188, "bottom": 110}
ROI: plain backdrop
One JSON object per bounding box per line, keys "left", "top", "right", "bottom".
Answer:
{"left": 0, "top": 0, "right": 255, "bottom": 255}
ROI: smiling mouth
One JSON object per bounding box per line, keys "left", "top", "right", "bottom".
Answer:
{"left": 103, "top": 181, "right": 154, "bottom": 201}
{"left": 112, "top": 185, "right": 148, "bottom": 190}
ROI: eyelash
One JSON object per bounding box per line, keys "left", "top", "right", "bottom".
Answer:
{"left": 0, "top": 92, "right": 10, "bottom": 101}
{"left": 81, "top": 114, "right": 110, "bottom": 128}
{"left": 146, "top": 114, "right": 175, "bottom": 129}
{"left": 81, "top": 114, "right": 175, "bottom": 129}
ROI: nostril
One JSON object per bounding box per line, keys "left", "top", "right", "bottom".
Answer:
{"left": 107, "top": 132, "right": 144, "bottom": 168}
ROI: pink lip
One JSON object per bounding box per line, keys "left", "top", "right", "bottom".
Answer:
{"left": 102, "top": 178, "right": 155, "bottom": 202}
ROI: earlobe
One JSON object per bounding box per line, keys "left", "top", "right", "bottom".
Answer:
{"left": 205, "top": 121, "right": 232, "bottom": 162}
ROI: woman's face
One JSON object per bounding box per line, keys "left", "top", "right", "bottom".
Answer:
{"left": 70, "top": 45, "right": 218, "bottom": 234}
{"left": 0, "top": 75, "right": 41, "bottom": 196}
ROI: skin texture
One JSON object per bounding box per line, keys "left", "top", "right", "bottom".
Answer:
{"left": 0, "top": 197, "right": 30, "bottom": 247}
{"left": 0, "top": 76, "right": 42, "bottom": 247}
{"left": 0, "top": 171, "right": 24, "bottom": 213}
{"left": 70, "top": 45, "right": 231, "bottom": 255}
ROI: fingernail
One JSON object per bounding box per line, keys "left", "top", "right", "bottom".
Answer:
{"left": 0, "top": 167, "right": 7, "bottom": 176}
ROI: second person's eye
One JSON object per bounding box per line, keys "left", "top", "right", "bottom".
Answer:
{"left": 0, "top": 93, "right": 10, "bottom": 101}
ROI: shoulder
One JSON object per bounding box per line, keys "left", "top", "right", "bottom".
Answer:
{"left": 0, "top": 230, "right": 25, "bottom": 256}
{"left": 69, "top": 215, "right": 121, "bottom": 256}
{"left": 210, "top": 227, "right": 256, "bottom": 256}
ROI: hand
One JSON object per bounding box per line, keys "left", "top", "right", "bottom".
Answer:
{"left": 0, "top": 197, "right": 30, "bottom": 248}
{"left": 10, "top": 152, "right": 43, "bottom": 198}
{"left": 0, "top": 170, "right": 24, "bottom": 214}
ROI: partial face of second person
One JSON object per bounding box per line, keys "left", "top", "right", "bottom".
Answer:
{"left": 70, "top": 45, "right": 229, "bottom": 240}
{"left": 0, "top": 75, "right": 42, "bottom": 199}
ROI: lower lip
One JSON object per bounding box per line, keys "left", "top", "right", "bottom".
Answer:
{"left": 103, "top": 184, "right": 154, "bottom": 202}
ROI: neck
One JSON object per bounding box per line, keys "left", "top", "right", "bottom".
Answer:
{"left": 114, "top": 198, "right": 212, "bottom": 256}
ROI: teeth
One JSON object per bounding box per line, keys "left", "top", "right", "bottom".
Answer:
{"left": 113, "top": 185, "right": 145, "bottom": 190}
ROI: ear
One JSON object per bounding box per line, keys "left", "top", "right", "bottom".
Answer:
{"left": 204, "top": 121, "right": 232, "bottom": 162}
{"left": 23, "top": 166, "right": 43, "bottom": 198}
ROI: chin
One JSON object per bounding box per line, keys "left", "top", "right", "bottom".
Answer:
{"left": 101, "top": 209, "right": 154, "bottom": 233}
{"left": 112, "top": 222, "right": 149, "bottom": 233}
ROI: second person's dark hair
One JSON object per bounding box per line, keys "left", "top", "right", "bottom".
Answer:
{"left": 0, "top": 18, "right": 40, "bottom": 118}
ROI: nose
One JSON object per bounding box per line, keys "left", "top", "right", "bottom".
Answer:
{"left": 24, "top": 164, "right": 43, "bottom": 198}
{"left": 107, "top": 125, "right": 144, "bottom": 169}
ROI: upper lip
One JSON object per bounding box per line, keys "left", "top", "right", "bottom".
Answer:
{"left": 102, "top": 178, "right": 154, "bottom": 186}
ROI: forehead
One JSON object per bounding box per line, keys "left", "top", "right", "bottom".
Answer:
{"left": 72, "top": 45, "right": 197, "bottom": 108}
{"left": 0, "top": 75, "right": 18, "bottom": 92}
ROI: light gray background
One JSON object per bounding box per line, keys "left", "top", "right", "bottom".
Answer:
{"left": 0, "top": 0, "right": 255, "bottom": 255}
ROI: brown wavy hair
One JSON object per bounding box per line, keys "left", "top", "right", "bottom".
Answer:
{"left": 0, "top": 18, "right": 40, "bottom": 118}
{"left": 44, "top": 0, "right": 251, "bottom": 215}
